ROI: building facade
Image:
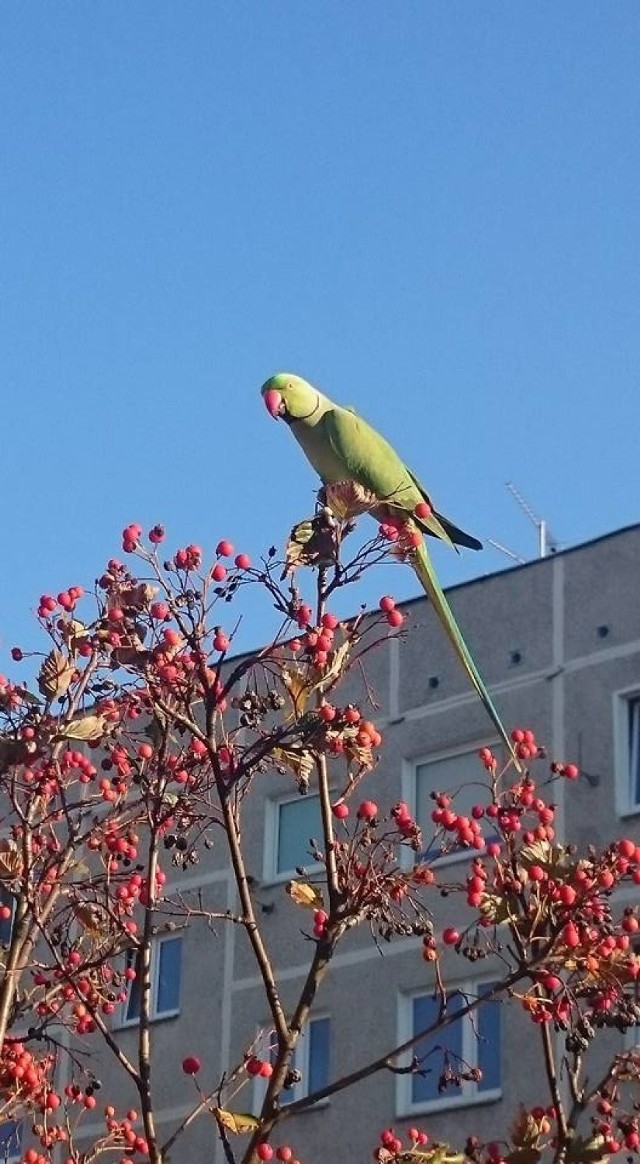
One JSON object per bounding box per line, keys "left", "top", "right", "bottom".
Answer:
{"left": 74, "top": 524, "right": 640, "bottom": 1162}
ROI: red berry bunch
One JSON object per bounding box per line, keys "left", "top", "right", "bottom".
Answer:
{"left": 378, "top": 595, "right": 404, "bottom": 629}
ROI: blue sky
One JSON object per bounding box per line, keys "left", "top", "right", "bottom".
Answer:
{"left": 1, "top": 3, "right": 639, "bottom": 659}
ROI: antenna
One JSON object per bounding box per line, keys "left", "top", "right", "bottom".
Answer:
{"left": 505, "top": 483, "right": 560, "bottom": 559}
{"left": 487, "top": 539, "right": 526, "bottom": 564}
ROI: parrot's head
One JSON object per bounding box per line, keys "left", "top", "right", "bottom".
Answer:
{"left": 261, "top": 373, "right": 320, "bottom": 423}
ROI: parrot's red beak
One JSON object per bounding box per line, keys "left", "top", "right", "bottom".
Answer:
{"left": 263, "top": 389, "right": 284, "bottom": 419}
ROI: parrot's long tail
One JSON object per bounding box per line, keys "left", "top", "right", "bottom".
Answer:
{"left": 411, "top": 544, "right": 522, "bottom": 773}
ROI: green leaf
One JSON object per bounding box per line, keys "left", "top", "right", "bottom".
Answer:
{"left": 214, "top": 1109, "right": 260, "bottom": 1135}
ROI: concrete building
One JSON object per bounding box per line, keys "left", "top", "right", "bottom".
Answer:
{"left": 72, "top": 524, "right": 640, "bottom": 1162}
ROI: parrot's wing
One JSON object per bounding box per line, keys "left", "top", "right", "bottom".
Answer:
{"left": 323, "top": 408, "right": 455, "bottom": 546}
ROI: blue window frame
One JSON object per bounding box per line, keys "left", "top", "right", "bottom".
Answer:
{"left": 122, "top": 935, "right": 182, "bottom": 1025}
{"left": 273, "top": 795, "right": 323, "bottom": 878}
{"left": 400, "top": 981, "right": 501, "bottom": 1113}
{"left": 256, "top": 1015, "right": 330, "bottom": 1107}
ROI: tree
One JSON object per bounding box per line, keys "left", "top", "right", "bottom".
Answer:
{"left": 0, "top": 499, "right": 638, "bottom": 1164}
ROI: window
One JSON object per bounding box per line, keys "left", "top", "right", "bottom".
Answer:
{"left": 409, "top": 748, "right": 499, "bottom": 865}
{"left": 264, "top": 794, "right": 323, "bottom": 881}
{"left": 254, "top": 1016, "right": 330, "bottom": 1109}
{"left": 0, "top": 1120, "right": 22, "bottom": 1162}
{"left": 120, "top": 935, "right": 182, "bottom": 1026}
{"left": 397, "top": 981, "right": 501, "bottom": 1115}
{"left": 615, "top": 693, "right": 640, "bottom": 816}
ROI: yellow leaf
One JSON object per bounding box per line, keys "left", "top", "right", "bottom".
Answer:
{"left": 280, "top": 666, "right": 312, "bottom": 717}
{"left": 286, "top": 881, "right": 324, "bottom": 910}
{"left": 214, "top": 1109, "right": 260, "bottom": 1135}
{"left": 59, "top": 714, "right": 106, "bottom": 742}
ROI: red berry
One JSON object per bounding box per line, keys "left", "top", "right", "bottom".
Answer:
{"left": 386, "top": 609, "right": 404, "bottom": 628}
{"left": 414, "top": 501, "right": 432, "bottom": 520}
{"left": 357, "top": 800, "right": 378, "bottom": 821}
{"left": 213, "top": 632, "right": 230, "bottom": 653}
{"left": 318, "top": 704, "right": 336, "bottom": 723}
{"left": 321, "top": 611, "right": 339, "bottom": 630}
{"left": 138, "top": 744, "right": 153, "bottom": 760}
{"left": 148, "top": 524, "right": 165, "bottom": 544}
{"left": 216, "top": 540, "right": 234, "bottom": 557}
{"left": 182, "top": 1056, "right": 201, "bottom": 1075}
{"left": 234, "top": 553, "right": 251, "bottom": 570}
{"left": 257, "top": 1147, "right": 273, "bottom": 1162}
{"left": 332, "top": 802, "right": 349, "bottom": 819}
{"left": 379, "top": 595, "right": 395, "bottom": 613}
{"left": 150, "top": 601, "right": 169, "bottom": 620}
{"left": 245, "top": 1057, "right": 262, "bottom": 1077}
{"left": 618, "top": 838, "right": 636, "bottom": 859}
{"left": 563, "top": 763, "right": 579, "bottom": 779}
{"left": 259, "top": 1061, "right": 273, "bottom": 1078}
{"left": 442, "top": 927, "right": 459, "bottom": 946}
{"left": 276, "top": 1150, "right": 293, "bottom": 1163}
{"left": 211, "top": 564, "right": 227, "bottom": 582}
{"left": 562, "top": 922, "right": 580, "bottom": 948}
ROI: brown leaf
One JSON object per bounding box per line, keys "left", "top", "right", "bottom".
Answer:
{"left": 38, "top": 650, "right": 74, "bottom": 701}
{"left": 511, "top": 1105, "right": 540, "bottom": 1148}
{"left": 272, "top": 746, "right": 315, "bottom": 790}
{"left": 283, "top": 513, "right": 339, "bottom": 576}
{"left": 113, "top": 582, "right": 158, "bottom": 611}
{"left": 0, "top": 840, "right": 22, "bottom": 880}
{"left": 213, "top": 1109, "right": 260, "bottom": 1135}
{"left": 72, "top": 903, "right": 105, "bottom": 937}
{"left": 323, "top": 480, "right": 378, "bottom": 521}
{"left": 59, "top": 714, "right": 107, "bottom": 742}
{"left": 286, "top": 881, "right": 325, "bottom": 911}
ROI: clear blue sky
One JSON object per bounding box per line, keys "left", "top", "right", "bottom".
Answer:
{"left": 2, "top": 3, "right": 639, "bottom": 658}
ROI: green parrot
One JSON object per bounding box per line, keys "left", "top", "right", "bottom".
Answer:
{"left": 261, "top": 372, "right": 519, "bottom": 769}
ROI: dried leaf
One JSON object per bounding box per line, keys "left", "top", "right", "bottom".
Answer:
{"left": 511, "top": 1106, "right": 540, "bottom": 1148}
{"left": 283, "top": 513, "right": 339, "bottom": 577}
{"left": 59, "top": 714, "right": 107, "bottom": 742}
{"left": 286, "top": 881, "right": 324, "bottom": 911}
{"left": 0, "top": 840, "right": 22, "bottom": 880}
{"left": 213, "top": 1109, "right": 260, "bottom": 1135}
{"left": 323, "top": 480, "right": 377, "bottom": 520}
{"left": 280, "top": 666, "right": 312, "bottom": 717}
{"left": 113, "top": 582, "right": 158, "bottom": 611}
{"left": 272, "top": 747, "right": 314, "bottom": 790}
{"left": 317, "top": 639, "right": 350, "bottom": 691}
{"left": 478, "top": 892, "right": 512, "bottom": 925}
{"left": 565, "top": 1133, "right": 609, "bottom": 1164}
{"left": 72, "top": 903, "right": 105, "bottom": 937}
{"left": 38, "top": 650, "right": 74, "bottom": 701}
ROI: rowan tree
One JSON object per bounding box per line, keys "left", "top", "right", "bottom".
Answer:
{"left": 0, "top": 499, "right": 637, "bottom": 1164}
